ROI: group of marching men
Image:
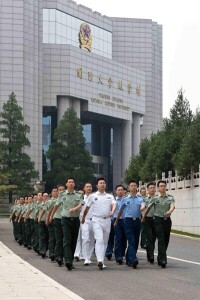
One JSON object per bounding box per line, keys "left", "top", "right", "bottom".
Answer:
{"left": 9, "top": 177, "right": 175, "bottom": 270}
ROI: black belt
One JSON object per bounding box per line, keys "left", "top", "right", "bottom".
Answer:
{"left": 62, "top": 217, "right": 79, "bottom": 220}
{"left": 125, "top": 217, "right": 141, "bottom": 220}
{"left": 154, "top": 216, "right": 170, "bottom": 220}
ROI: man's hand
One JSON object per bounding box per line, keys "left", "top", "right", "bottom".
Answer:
{"left": 110, "top": 211, "right": 114, "bottom": 217}
{"left": 166, "top": 211, "right": 171, "bottom": 217}
{"left": 69, "top": 208, "right": 75, "bottom": 214}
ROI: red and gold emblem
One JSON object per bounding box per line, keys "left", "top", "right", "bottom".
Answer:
{"left": 79, "top": 23, "right": 92, "bottom": 52}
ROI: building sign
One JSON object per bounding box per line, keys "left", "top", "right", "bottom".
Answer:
{"left": 79, "top": 23, "right": 92, "bottom": 52}
{"left": 76, "top": 67, "right": 141, "bottom": 96}
{"left": 91, "top": 93, "right": 130, "bottom": 111}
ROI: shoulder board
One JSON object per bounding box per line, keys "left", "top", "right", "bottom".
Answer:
{"left": 76, "top": 191, "right": 83, "bottom": 196}
{"left": 166, "top": 194, "right": 174, "bottom": 199}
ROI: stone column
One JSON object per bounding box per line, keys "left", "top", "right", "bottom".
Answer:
{"left": 57, "top": 96, "right": 81, "bottom": 122}
{"left": 121, "top": 120, "right": 132, "bottom": 181}
{"left": 132, "top": 114, "right": 141, "bottom": 156}
{"left": 113, "top": 124, "right": 122, "bottom": 187}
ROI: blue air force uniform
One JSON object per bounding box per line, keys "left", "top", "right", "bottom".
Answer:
{"left": 120, "top": 194, "right": 145, "bottom": 266}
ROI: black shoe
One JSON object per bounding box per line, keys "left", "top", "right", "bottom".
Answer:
{"left": 27, "top": 245, "right": 32, "bottom": 250}
{"left": 116, "top": 259, "right": 123, "bottom": 265}
{"left": 57, "top": 259, "right": 63, "bottom": 266}
{"left": 148, "top": 257, "right": 154, "bottom": 264}
{"left": 127, "top": 262, "right": 134, "bottom": 267}
{"left": 50, "top": 255, "right": 55, "bottom": 262}
{"left": 106, "top": 254, "right": 112, "bottom": 260}
{"left": 24, "top": 244, "right": 28, "bottom": 248}
{"left": 161, "top": 262, "right": 166, "bottom": 268}
{"left": 41, "top": 253, "right": 46, "bottom": 259}
{"left": 158, "top": 261, "right": 166, "bottom": 268}
{"left": 98, "top": 261, "right": 103, "bottom": 270}
{"left": 66, "top": 261, "right": 73, "bottom": 270}
{"left": 18, "top": 240, "right": 23, "bottom": 246}
{"left": 74, "top": 256, "right": 80, "bottom": 262}
{"left": 132, "top": 260, "right": 138, "bottom": 269}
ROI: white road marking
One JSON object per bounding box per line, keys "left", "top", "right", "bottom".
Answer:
{"left": 138, "top": 250, "right": 200, "bottom": 266}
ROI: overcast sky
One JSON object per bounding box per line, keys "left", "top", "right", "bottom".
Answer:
{"left": 75, "top": 0, "right": 200, "bottom": 117}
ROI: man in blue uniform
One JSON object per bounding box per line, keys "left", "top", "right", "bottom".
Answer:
{"left": 114, "top": 180, "right": 145, "bottom": 268}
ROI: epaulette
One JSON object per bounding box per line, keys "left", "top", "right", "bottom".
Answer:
{"left": 166, "top": 194, "right": 174, "bottom": 199}
{"left": 60, "top": 190, "right": 65, "bottom": 194}
{"left": 154, "top": 193, "right": 159, "bottom": 196}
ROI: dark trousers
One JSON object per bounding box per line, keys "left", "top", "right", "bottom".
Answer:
{"left": 114, "top": 219, "right": 127, "bottom": 261}
{"left": 106, "top": 219, "right": 115, "bottom": 256}
{"left": 30, "top": 219, "right": 35, "bottom": 247}
{"left": 48, "top": 221, "right": 56, "bottom": 258}
{"left": 140, "top": 223, "right": 147, "bottom": 248}
{"left": 124, "top": 218, "right": 141, "bottom": 264}
{"left": 53, "top": 218, "right": 63, "bottom": 261}
{"left": 21, "top": 219, "right": 27, "bottom": 246}
{"left": 38, "top": 221, "right": 49, "bottom": 255}
{"left": 61, "top": 217, "right": 80, "bottom": 264}
{"left": 12, "top": 216, "right": 18, "bottom": 240}
{"left": 143, "top": 217, "right": 156, "bottom": 259}
{"left": 34, "top": 220, "right": 39, "bottom": 251}
{"left": 25, "top": 219, "right": 31, "bottom": 246}
{"left": 18, "top": 218, "right": 25, "bottom": 244}
{"left": 154, "top": 217, "right": 172, "bottom": 264}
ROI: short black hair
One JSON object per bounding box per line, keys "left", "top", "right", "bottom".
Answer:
{"left": 157, "top": 180, "right": 166, "bottom": 187}
{"left": 96, "top": 177, "right": 106, "bottom": 185}
{"left": 147, "top": 182, "right": 155, "bottom": 188}
{"left": 52, "top": 187, "right": 58, "bottom": 191}
{"left": 57, "top": 184, "right": 65, "bottom": 188}
{"left": 128, "top": 180, "right": 137, "bottom": 185}
{"left": 83, "top": 182, "right": 92, "bottom": 187}
{"left": 140, "top": 185, "right": 146, "bottom": 191}
{"left": 66, "top": 177, "right": 76, "bottom": 183}
{"left": 115, "top": 184, "right": 125, "bottom": 190}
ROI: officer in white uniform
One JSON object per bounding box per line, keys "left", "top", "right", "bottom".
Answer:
{"left": 81, "top": 183, "right": 95, "bottom": 266}
{"left": 82, "top": 178, "right": 116, "bottom": 270}
{"left": 74, "top": 190, "right": 84, "bottom": 261}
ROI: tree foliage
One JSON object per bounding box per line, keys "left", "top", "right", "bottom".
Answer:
{"left": 125, "top": 89, "right": 196, "bottom": 183}
{"left": 175, "top": 111, "right": 200, "bottom": 176}
{"left": 0, "top": 92, "right": 38, "bottom": 201}
{"left": 0, "top": 173, "right": 17, "bottom": 194}
{"left": 44, "top": 107, "right": 94, "bottom": 188}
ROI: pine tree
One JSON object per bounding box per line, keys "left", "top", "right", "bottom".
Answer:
{"left": 45, "top": 107, "right": 94, "bottom": 188}
{"left": 0, "top": 92, "right": 38, "bottom": 202}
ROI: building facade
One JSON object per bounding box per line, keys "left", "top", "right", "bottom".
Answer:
{"left": 0, "top": 0, "right": 162, "bottom": 189}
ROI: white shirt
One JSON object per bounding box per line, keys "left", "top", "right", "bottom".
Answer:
{"left": 87, "top": 191, "right": 116, "bottom": 218}
{"left": 81, "top": 194, "right": 93, "bottom": 220}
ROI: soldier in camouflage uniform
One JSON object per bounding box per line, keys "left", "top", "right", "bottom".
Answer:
{"left": 142, "top": 180, "right": 175, "bottom": 268}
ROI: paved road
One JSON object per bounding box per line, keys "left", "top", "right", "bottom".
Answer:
{"left": 1, "top": 218, "right": 200, "bottom": 300}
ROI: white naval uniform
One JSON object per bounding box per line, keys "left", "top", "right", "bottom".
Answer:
{"left": 74, "top": 211, "right": 84, "bottom": 260}
{"left": 87, "top": 191, "right": 116, "bottom": 263}
{"left": 81, "top": 194, "right": 95, "bottom": 264}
